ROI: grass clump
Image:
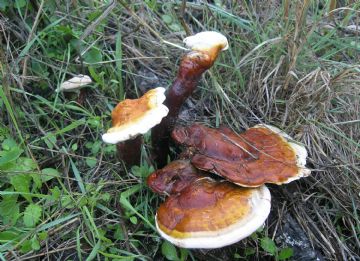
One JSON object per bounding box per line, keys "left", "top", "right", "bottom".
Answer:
{"left": 1, "top": 0, "right": 359, "bottom": 260}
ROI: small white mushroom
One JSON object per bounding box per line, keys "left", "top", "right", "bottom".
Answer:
{"left": 59, "top": 74, "right": 92, "bottom": 91}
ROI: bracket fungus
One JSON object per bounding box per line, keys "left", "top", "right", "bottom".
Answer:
{"left": 152, "top": 31, "right": 228, "bottom": 167}
{"left": 147, "top": 160, "right": 205, "bottom": 195}
{"left": 147, "top": 122, "right": 311, "bottom": 248}
{"left": 155, "top": 178, "right": 271, "bottom": 249}
{"left": 102, "top": 87, "right": 168, "bottom": 166}
{"left": 171, "top": 123, "right": 311, "bottom": 187}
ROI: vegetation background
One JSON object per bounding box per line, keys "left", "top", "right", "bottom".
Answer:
{"left": 0, "top": 0, "right": 359, "bottom": 260}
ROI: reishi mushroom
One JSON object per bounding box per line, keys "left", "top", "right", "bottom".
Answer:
{"left": 147, "top": 159, "right": 205, "bottom": 195}
{"left": 171, "top": 123, "right": 311, "bottom": 187}
{"left": 152, "top": 31, "right": 228, "bottom": 167}
{"left": 155, "top": 177, "right": 271, "bottom": 249}
{"left": 147, "top": 122, "right": 311, "bottom": 248}
{"left": 102, "top": 87, "right": 168, "bottom": 166}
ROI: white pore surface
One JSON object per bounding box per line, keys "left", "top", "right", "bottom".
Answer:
{"left": 254, "top": 124, "right": 311, "bottom": 183}
{"left": 101, "top": 87, "right": 169, "bottom": 144}
{"left": 59, "top": 74, "right": 92, "bottom": 91}
{"left": 183, "top": 31, "right": 229, "bottom": 51}
{"left": 156, "top": 185, "right": 271, "bottom": 249}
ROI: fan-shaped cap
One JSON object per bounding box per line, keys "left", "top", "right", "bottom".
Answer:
{"left": 102, "top": 87, "right": 169, "bottom": 144}
{"left": 147, "top": 160, "right": 205, "bottom": 195}
{"left": 183, "top": 31, "right": 228, "bottom": 61}
{"left": 59, "top": 74, "right": 92, "bottom": 91}
{"left": 184, "top": 31, "right": 228, "bottom": 52}
{"left": 172, "top": 124, "right": 311, "bottom": 187}
{"left": 156, "top": 178, "right": 271, "bottom": 248}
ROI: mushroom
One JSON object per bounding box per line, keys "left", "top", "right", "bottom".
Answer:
{"left": 155, "top": 177, "right": 271, "bottom": 248}
{"left": 59, "top": 74, "right": 92, "bottom": 91}
{"left": 171, "top": 123, "right": 311, "bottom": 187}
{"left": 102, "top": 87, "right": 169, "bottom": 166}
{"left": 152, "top": 31, "right": 228, "bottom": 167}
{"left": 59, "top": 74, "right": 92, "bottom": 104}
{"left": 147, "top": 160, "right": 205, "bottom": 195}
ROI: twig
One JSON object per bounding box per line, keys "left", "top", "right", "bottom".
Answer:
{"left": 21, "top": 0, "right": 45, "bottom": 86}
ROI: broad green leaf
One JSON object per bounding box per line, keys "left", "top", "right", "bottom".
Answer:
{"left": 50, "top": 186, "right": 61, "bottom": 200}
{"left": 86, "top": 157, "right": 97, "bottom": 168}
{"left": 161, "top": 241, "right": 179, "bottom": 261}
{"left": 0, "top": 147, "right": 23, "bottom": 167}
{"left": 84, "top": 48, "right": 102, "bottom": 64}
{"left": 129, "top": 216, "right": 137, "bottom": 225}
{"left": 1, "top": 138, "right": 17, "bottom": 150}
{"left": 71, "top": 143, "right": 78, "bottom": 151}
{"left": 41, "top": 168, "right": 60, "bottom": 182}
{"left": 0, "top": 195, "right": 20, "bottom": 225}
{"left": 23, "top": 204, "right": 42, "bottom": 227}
{"left": 90, "top": 141, "right": 101, "bottom": 154}
{"left": 10, "top": 174, "right": 32, "bottom": 201}
{"left": 31, "top": 236, "right": 40, "bottom": 251}
{"left": 61, "top": 195, "right": 75, "bottom": 209}
{"left": 0, "top": 231, "right": 19, "bottom": 243}
{"left": 260, "top": 237, "right": 277, "bottom": 255}
{"left": 38, "top": 231, "right": 48, "bottom": 241}
{"left": 87, "top": 117, "right": 101, "bottom": 128}
{"left": 278, "top": 247, "right": 294, "bottom": 260}
{"left": 15, "top": 0, "right": 26, "bottom": 8}
{"left": 20, "top": 157, "right": 37, "bottom": 170}
{"left": 20, "top": 240, "right": 32, "bottom": 253}
{"left": 31, "top": 173, "right": 42, "bottom": 190}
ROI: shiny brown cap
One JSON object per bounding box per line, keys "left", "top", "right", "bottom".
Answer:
{"left": 156, "top": 178, "right": 271, "bottom": 248}
{"left": 172, "top": 124, "right": 310, "bottom": 187}
{"left": 147, "top": 160, "right": 205, "bottom": 195}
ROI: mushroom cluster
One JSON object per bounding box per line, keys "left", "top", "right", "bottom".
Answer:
{"left": 147, "top": 123, "right": 310, "bottom": 248}
{"left": 102, "top": 31, "right": 228, "bottom": 166}
{"left": 101, "top": 31, "right": 311, "bottom": 249}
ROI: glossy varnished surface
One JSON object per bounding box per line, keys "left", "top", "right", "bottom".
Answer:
{"left": 156, "top": 178, "right": 253, "bottom": 238}
{"left": 110, "top": 88, "right": 161, "bottom": 130}
{"left": 147, "top": 160, "right": 204, "bottom": 195}
{"left": 172, "top": 124, "right": 300, "bottom": 186}
{"left": 152, "top": 51, "right": 218, "bottom": 167}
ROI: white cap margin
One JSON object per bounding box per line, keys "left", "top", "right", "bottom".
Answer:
{"left": 102, "top": 87, "right": 169, "bottom": 144}
{"left": 156, "top": 185, "right": 271, "bottom": 249}
{"left": 183, "top": 31, "right": 229, "bottom": 51}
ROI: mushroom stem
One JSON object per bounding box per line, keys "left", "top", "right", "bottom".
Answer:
{"left": 152, "top": 53, "right": 212, "bottom": 166}
{"left": 102, "top": 87, "right": 168, "bottom": 168}
{"left": 116, "top": 136, "right": 143, "bottom": 167}
{"left": 152, "top": 38, "right": 226, "bottom": 167}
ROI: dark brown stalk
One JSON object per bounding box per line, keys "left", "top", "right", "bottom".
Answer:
{"left": 116, "top": 136, "right": 143, "bottom": 167}
{"left": 152, "top": 49, "right": 221, "bottom": 167}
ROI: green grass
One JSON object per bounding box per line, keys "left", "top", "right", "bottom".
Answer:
{"left": 0, "top": 0, "right": 359, "bottom": 260}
